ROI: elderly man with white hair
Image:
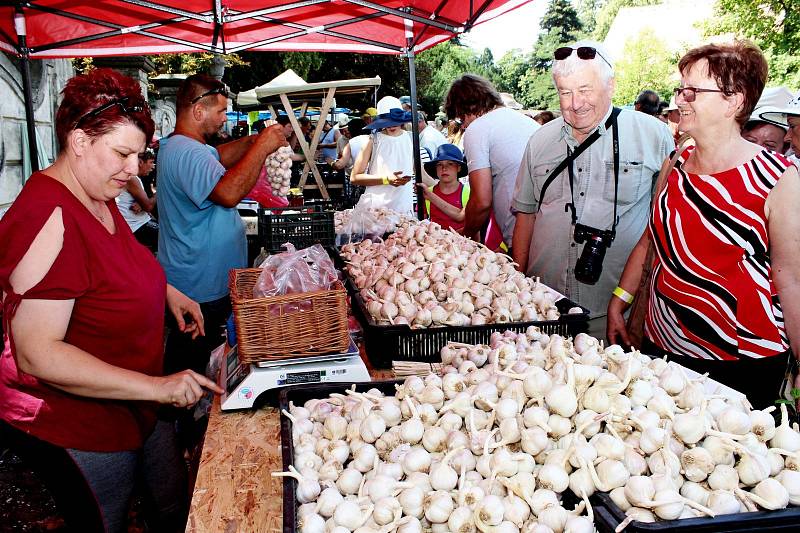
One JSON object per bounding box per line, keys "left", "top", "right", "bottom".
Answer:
{"left": 511, "top": 40, "right": 674, "bottom": 340}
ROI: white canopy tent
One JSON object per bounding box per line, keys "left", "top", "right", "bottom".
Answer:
{"left": 244, "top": 73, "right": 381, "bottom": 199}
{"left": 235, "top": 69, "right": 308, "bottom": 109}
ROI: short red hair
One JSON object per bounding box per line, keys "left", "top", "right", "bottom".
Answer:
{"left": 55, "top": 68, "right": 155, "bottom": 151}
{"left": 678, "top": 41, "right": 767, "bottom": 126}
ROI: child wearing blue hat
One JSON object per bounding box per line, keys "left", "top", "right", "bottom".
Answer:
{"left": 419, "top": 144, "right": 470, "bottom": 232}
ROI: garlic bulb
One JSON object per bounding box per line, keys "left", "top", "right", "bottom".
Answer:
{"left": 263, "top": 146, "right": 294, "bottom": 197}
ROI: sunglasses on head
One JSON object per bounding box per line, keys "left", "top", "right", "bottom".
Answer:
{"left": 673, "top": 86, "right": 728, "bottom": 103}
{"left": 554, "top": 46, "right": 613, "bottom": 70}
{"left": 191, "top": 86, "right": 228, "bottom": 104}
{"left": 73, "top": 97, "right": 147, "bottom": 130}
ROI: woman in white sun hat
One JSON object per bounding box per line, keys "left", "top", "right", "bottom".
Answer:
{"left": 759, "top": 90, "right": 800, "bottom": 164}
{"left": 351, "top": 96, "right": 416, "bottom": 215}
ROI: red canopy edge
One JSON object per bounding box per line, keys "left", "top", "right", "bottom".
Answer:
{"left": 0, "top": 0, "right": 534, "bottom": 59}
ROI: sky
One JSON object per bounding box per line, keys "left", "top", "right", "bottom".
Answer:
{"left": 461, "top": 2, "right": 549, "bottom": 60}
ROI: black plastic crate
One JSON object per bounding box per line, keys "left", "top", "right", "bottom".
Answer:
{"left": 304, "top": 196, "right": 357, "bottom": 212}
{"left": 592, "top": 490, "right": 800, "bottom": 532}
{"left": 350, "top": 285, "right": 589, "bottom": 368}
{"left": 278, "top": 380, "right": 402, "bottom": 533}
{"left": 257, "top": 206, "right": 335, "bottom": 253}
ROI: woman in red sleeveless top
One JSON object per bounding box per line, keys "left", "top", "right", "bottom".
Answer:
{"left": 607, "top": 42, "right": 800, "bottom": 409}
{"left": 0, "top": 69, "right": 222, "bottom": 532}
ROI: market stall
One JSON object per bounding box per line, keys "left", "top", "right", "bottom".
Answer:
{"left": 182, "top": 208, "right": 800, "bottom": 532}
{"left": 2, "top": 0, "right": 534, "bottom": 220}
{"left": 253, "top": 73, "right": 382, "bottom": 200}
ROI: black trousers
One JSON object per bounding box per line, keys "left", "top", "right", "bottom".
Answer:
{"left": 162, "top": 295, "right": 231, "bottom": 451}
{"left": 163, "top": 295, "right": 231, "bottom": 377}
{"left": 642, "top": 337, "right": 790, "bottom": 410}
{"left": 132, "top": 220, "right": 159, "bottom": 255}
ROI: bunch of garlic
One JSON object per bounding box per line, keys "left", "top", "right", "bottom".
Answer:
{"left": 265, "top": 146, "right": 294, "bottom": 197}
{"left": 340, "top": 221, "right": 581, "bottom": 327}
{"left": 279, "top": 329, "right": 800, "bottom": 533}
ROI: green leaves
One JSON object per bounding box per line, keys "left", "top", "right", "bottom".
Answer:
{"left": 704, "top": 0, "right": 799, "bottom": 88}
{"left": 613, "top": 29, "right": 678, "bottom": 106}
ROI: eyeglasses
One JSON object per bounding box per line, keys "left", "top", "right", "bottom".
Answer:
{"left": 554, "top": 46, "right": 613, "bottom": 71}
{"left": 190, "top": 86, "right": 228, "bottom": 104}
{"left": 73, "top": 97, "right": 146, "bottom": 129}
{"left": 673, "top": 86, "right": 727, "bottom": 102}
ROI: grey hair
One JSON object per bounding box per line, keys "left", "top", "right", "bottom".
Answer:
{"left": 552, "top": 39, "right": 615, "bottom": 85}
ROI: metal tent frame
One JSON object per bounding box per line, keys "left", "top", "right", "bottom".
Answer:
{"left": 2, "top": 0, "right": 533, "bottom": 217}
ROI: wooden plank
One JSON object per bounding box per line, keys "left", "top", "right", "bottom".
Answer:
{"left": 186, "top": 356, "right": 394, "bottom": 532}
{"left": 279, "top": 93, "right": 330, "bottom": 200}
{"left": 297, "top": 87, "right": 337, "bottom": 200}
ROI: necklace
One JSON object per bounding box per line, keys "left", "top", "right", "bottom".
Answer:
{"left": 89, "top": 203, "right": 106, "bottom": 223}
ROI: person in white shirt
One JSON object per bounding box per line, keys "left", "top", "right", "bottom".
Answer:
{"left": 417, "top": 110, "right": 447, "bottom": 162}
{"left": 351, "top": 96, "right": 416, "bottom": 215}
{"left": 444, "top": 74, "right": 540, "bottom": 248}
{"left": 116, "top": 150, "right": 158, "bottom": 252}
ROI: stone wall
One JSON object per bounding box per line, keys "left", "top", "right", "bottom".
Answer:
{"left": 0, "top": 54, "right": 74, "bottom": 218}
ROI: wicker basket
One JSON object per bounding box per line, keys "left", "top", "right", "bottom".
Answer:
{"left": 229, "top": 269, "right": 350, "bottom": 364}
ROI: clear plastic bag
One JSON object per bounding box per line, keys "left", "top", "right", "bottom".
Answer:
{"left": 253, "top": 244, "right": 338, "bottom": 300}
{"left": 335, "top": 203, "right": 384, "bottom": 246}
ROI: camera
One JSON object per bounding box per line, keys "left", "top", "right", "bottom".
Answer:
{"left": 573, "top": 223, "right": 615, "bottom": 285}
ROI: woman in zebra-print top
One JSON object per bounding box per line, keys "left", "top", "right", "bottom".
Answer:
{"left": 607, "top": 42, "right": 800, "bottom": 409}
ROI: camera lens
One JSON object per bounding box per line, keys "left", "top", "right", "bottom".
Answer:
{"left": 575, "top": 235, "right": 607, "bottom": 285}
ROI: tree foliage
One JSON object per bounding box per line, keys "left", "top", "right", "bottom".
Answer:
{"left": 613, "top": 29, "right": 678, "bottom": 106}
{"left": 415, "top": 41, "right": 494, "bottom": 113}
{"left": 150, "top": 52, "right": 248, "bottom": 76}
{"left": 540, "top": 0, "right": 584, "bottom": 43}
{"left": 492, "top": 0, "right": 584, "bottom": 110}
{"left": 704, "top": 0, "right": 800, "bottom": 88}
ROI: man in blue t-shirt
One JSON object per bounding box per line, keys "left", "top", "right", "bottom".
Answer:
{"left": 158, "top": 74, "right": 286, "bottom": 378}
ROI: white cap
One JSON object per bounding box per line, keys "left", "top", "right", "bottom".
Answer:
{"left": 376, "top": 95, "right": 403, "bottom": 115}
{"left": 757, "top": 87, "right": 799, "bottom": 128}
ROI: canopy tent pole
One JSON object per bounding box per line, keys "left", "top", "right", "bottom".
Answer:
{"left": 14, "top": 8, "right": 38, "bottom": 174}
{"left": 405, "top": 24, "right": 424, "bottom": 221}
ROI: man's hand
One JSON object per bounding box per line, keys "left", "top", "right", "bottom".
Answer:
{"left": 258, "top": 124, "right": 289, "bottom": 153}
{"left": 166, "top": 285, "right": 205, "bottom": 340}
{"left": 152, "top": 370, "right": 223, "bottom": 408}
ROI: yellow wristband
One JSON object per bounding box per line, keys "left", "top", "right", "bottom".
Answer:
{"left": 382, "top": 176, "right": 390, "bottom": 185}
{"left": 613, "top": 286, "right": 635, "bottom": 305}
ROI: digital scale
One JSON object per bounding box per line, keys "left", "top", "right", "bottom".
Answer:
{"left": 219, "top": 337, "right": 371, "bottom": 410}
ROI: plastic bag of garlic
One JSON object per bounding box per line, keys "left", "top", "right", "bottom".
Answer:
{"left": 340, "top": 220, "right": 585, "bottom": 327}
{"left": 277, "top": 329, "right": 800, "bottom": 533}
{"left": 335, "top": 206, "right": 417, "bottom": 243}
{"left": 264, "top": 146, "right": 295, "bottom": 197}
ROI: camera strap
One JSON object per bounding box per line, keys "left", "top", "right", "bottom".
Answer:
{"left": 537, "top": 107, "right": 622, "bottom": 230}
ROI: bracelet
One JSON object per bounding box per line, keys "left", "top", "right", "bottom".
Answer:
{"left": 613, "top": 286, "right": 635, "bottom": 305}
{"left": 382, "top": 176, "right": 390, "bottom": 185}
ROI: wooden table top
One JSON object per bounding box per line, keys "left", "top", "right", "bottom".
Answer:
{"left": 185, "top": 352, "right": 395, "bottom": 533}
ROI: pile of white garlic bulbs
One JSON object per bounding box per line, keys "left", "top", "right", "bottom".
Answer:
{"left": 340, "top": 221, "right": 583, "bottom": 327}
{"left": 335, "top": 207, "right": 416, "bottom": 237}
{"left": 265, "top": 146, "right": 294, "bottom": 197}
{"left": 278, "top": 330, "right": 800, "bottom": 533}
